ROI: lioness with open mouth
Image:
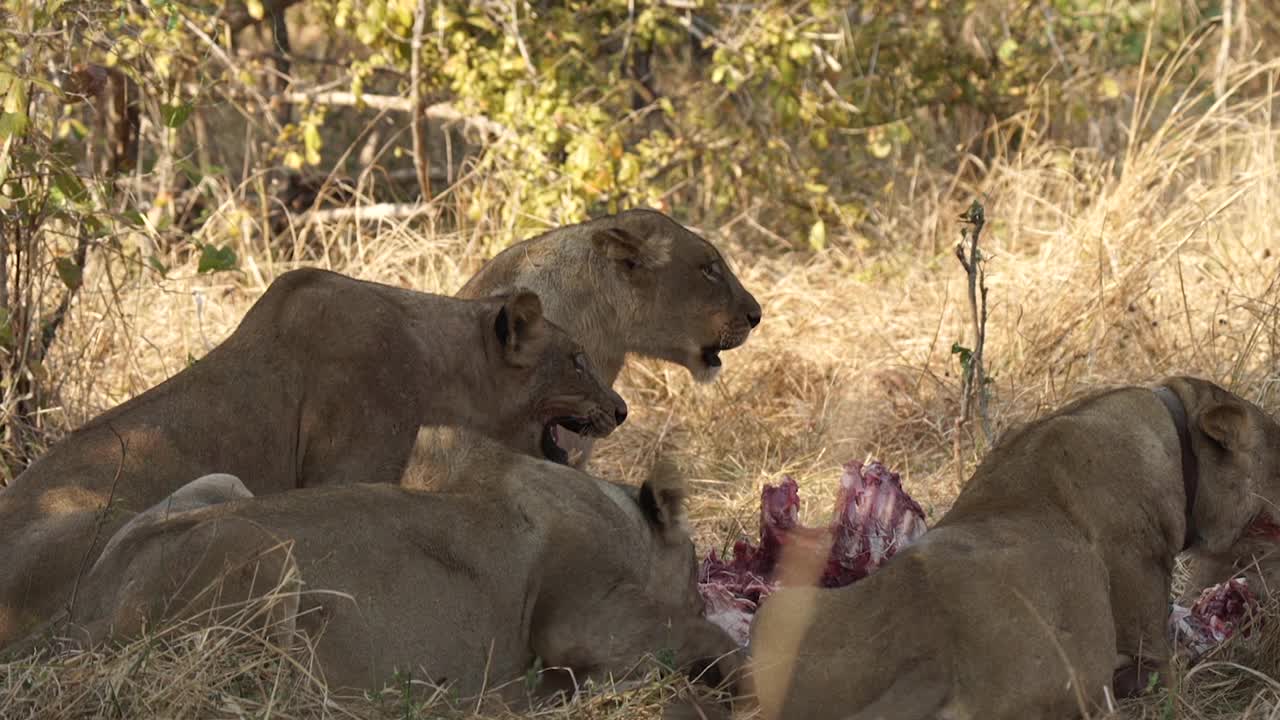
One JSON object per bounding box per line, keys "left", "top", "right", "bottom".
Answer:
{"left": 13, "top": 428, "right": 741, "bottom": 702}
{"left": 747, "top": 376, "right": 1280, "bottom": 720}
{"left": 458, "top": 208, "right": 762, "bottom": 467}
{"left": 0, "top": 268, "right": 626, "bottom": 647}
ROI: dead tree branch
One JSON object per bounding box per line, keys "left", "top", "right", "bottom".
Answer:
{"left": 954, "top": 199, "right": 992, "bottom": 445}
{"left": 300, "top": 202, "right": 431, "bottom": 223}
{"left": 409, "top": 0, "right": 432, "bottom": 202}
{"left": 282, "top": 90, "right": 517, "bottom": 143}
{"left": 268, "top": 2, "right": 294, "bottom": 128}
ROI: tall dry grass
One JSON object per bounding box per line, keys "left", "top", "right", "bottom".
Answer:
{"left": 3, "top": 32, "right": 1280, "bottom": 720}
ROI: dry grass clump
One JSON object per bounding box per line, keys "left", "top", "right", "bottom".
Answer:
{"left": 4, "top": 36, "right": 1280, "bottom": 720}
{"left": 1, "top": 611, "right": 711, "bottom": 720}
{"left": 1110, "top": 595, "right": 1280, "bottom": 720}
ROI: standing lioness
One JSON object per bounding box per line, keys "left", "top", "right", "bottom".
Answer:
{"left": 18, "top": 428, "right": 741, "bottom": 701}
{"left": 0, "top": 268, "right": 626, "bottom": 646}
{"left": 458, "top": 208, "right": 762, "bottom": 466}
{"left": 748, "top": 377, "right": 1280, "bottom": 720}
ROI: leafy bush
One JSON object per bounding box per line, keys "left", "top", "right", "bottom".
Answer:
{"left": 0, "top": 0, "right": 1262, "bottom": 470}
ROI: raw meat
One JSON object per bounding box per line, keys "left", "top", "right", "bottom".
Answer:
{"left": 1170, "top": 577, "right": 1259, "bottom": 660}
{"left": 697, "top": 460, "right": 927, "bottom": 646}
{"left": 700, "top": 460, "right": 1264, "bottom": 659}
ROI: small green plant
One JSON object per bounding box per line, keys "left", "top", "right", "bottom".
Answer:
{"left": 196, "top": 243, "right": 238, "bottom": 274}
{"left": 655, "top": 647, "right": 677, "bottom": 673}
{"left": 396, "top": 668, "right": 414, "bottom": 720}
{"left": 524, "top": 655, "right": 544, "bottom": 693}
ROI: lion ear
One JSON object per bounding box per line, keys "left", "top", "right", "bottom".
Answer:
{"left": 495, "top": 290, "right": 546, "bottom": 368}
{"left": 639, "top": 459, "right": 689, "bottom": 543}
{"left": 592, "top": 226, "right": 650, "bottom": 270}
{"left": 592, "top": 226, "right": 644, "bottom": 265}
{"left": 1198, "top": 402, "right": 1254, "bottom": 452}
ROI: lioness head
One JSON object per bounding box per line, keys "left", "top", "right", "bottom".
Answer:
{"left": 1177, "top": 380, "right": 1280, "bottom": 555}
{"left": 589, "top": 209, "right": 762, "bottom": 383}
{"left": 1175, "top": 381, "right": 1280, "bottom": 597}
{"left": 487, "top": 291, "right": 629, "bottom": 465}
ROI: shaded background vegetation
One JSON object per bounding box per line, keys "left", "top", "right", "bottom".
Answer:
{"left": 3, "top": 0, "right": 1275, "bottom": 477}
{"left": 2, "top": 1, "right": 1280, "bottom": 717}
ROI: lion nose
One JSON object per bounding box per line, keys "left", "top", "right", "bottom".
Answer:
{"left": 744, "top": 294, "right": 763, "bottom": 328}
{"left": 615, "top": 405, "right": 629, "bottom": 426}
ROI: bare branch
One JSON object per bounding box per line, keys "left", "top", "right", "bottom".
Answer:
{"left": 282, "top": 90, "right": 517, "bottom": 143}
{"left": 300, "top": 203, "right": 431, "bottom": 223}
{"left": 409, "top": 0, "right": 432, "bottom": 202}
{"left": 954, "top": 199, "right": 992, "bottom": 445}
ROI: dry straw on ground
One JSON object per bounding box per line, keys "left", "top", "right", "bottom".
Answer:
{"left": 4, "top": 42, "right": 1280, "bottom": 720}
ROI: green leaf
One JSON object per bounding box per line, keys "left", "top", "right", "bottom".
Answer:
{"left": 303, "top": 123, "right": 322, "bottom": 165}
{"left": 55, "top": 257, "right": 83, "bottom": 290}
{"left": 2, "top": 80, "right": 26, "bottom": 114}
{"left": 788, "top": 40, "right": 814, "bottom": 62}
{"left": 197, "top": 244, "right": 237, "bottom": 273}
{"left": 617, "top": 154, "right": 640, "bottom": 185}
{"left": 176, "top": 158, "right": 203, "bottom": 185}
{"left": 524, "top": 656, "right": 544, "bottom": 691}
{"left": 160, "top": 102, "right": 193, "bottom": 128}
{"left": 0, "top": 308, "right": 13, "bottom": 350}
{"left": 147, "top": 254, "right": 169, "bottom": 277}
{"left": 951, "top": 343, "right": 973, "bottom": 379}
{"left": 808, "top": 219, "right": 826, "bottom": 252}
{"left": 1097, "top": 75, "right": 1121, "bottom": 99}
{"left": 52, "top": 171, "right": 88, "bottom": 204}
{"left": 867, "top": 133, "right": 892, "bottom": 159}
{"left": 996, "top": 38, "right": 1019, "bottom": 65}
{"left": 0, "top": 112, "right": 28, "bottom": 139}
{"left": 83, "top": 215, "right": 109, "bottom": 238}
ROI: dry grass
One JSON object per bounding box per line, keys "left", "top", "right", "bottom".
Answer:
{"left": 4, "top": 37, "right": 1280, "bottom": 720}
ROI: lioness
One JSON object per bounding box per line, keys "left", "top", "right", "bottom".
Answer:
{"left": 0, "top": 268, "right": 626, "bottom": 646}
{"left": 17, "top": 428, "right": 741, "bottom": 701}
{"left": 457, "top": 208, "right": 762, "bottom": 466}
{"left": 746, "top": 377, "right": 1280, "bottom": 720}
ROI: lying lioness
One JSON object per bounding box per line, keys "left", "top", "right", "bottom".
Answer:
{"left": 16, "top": 428, "right": 741, "bottom": 701}
{"left": 747, "top": 377, "right": 1280, "bottom": 720}
{"left": 458, "top": 208, "right": 762, "bottom": 466}
{"left": 0, "top": 268, "right": 626, "bottom": 646}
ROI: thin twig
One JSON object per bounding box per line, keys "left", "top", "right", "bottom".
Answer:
{"left": 38, "top": 226, "right": 92, "bottom": 357}
{"left": 409, "top": 0, "right": 432, "bottom": 202}
{"left": 954, "top": 199, "right": 992, "bottom": 444}
{"left": 181, "top": 16, "right": 282, "bottom": 136}
{"left": 65, "top": 424, "right": 128, "bottom": 626}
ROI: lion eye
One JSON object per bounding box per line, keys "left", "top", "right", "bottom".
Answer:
{"left": 701, "top": 262, "right": 722, "bottom": 282}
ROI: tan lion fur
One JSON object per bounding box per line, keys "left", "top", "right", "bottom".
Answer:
{"left": 14, "top": 428, "right": 741, "bottom": 701}
{"left": 745, "top": 377, "right": 1280, "bottom": 720}
{"left": 0, "top": 268, "right": 626, "bottom": 647}
{"left": 457, "top": 208, "right": 761, "bottom": 467}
